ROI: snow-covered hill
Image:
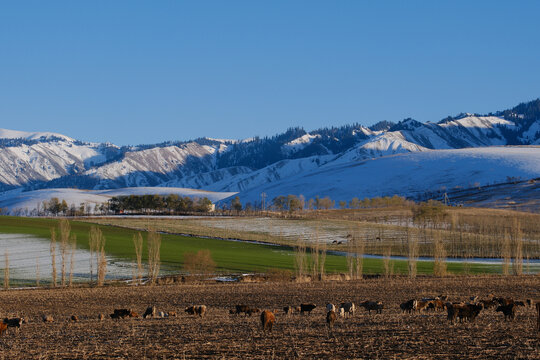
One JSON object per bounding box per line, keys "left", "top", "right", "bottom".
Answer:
{"left": 1, "top": 98, "right": 540, "bottom": 210}
{"left": 235, "top": 146, "right": 540, "bottom": 205}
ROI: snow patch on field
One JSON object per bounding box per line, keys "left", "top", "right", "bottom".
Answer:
{"left": 0, "top": 187, "right": 237, "bottom": 215}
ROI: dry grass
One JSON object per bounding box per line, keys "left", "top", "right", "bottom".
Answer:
{"left": 0, "top": 276, "right": 538, "bottom": 359}
{"left": 182, "top": 249, "right": 216, "bottom": 278}
{"left": 82, "top": 205, "right": 540, "bottom": 260}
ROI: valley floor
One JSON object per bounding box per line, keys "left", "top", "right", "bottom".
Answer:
{"left": 0, "top": 276, "right": 538, "bottom": 359}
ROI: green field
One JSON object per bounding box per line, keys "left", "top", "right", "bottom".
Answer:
{"left": 0, "top": 216, "right": 501, "bottom": 275}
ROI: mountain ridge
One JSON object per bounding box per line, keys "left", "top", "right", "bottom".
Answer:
{"left": 1, "top": 98, "right": 540, "bottom": 209}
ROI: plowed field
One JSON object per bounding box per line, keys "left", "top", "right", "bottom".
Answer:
{"left": 0, "top": 276, "right": 539, "bottom": 359}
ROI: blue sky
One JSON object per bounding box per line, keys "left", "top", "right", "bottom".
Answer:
{"left": 1, "top": 1, "right": 539, "bottom": 145}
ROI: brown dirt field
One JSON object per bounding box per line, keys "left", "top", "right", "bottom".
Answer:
{"left": 0, "top": 276, "right": 539, "bottom": 359}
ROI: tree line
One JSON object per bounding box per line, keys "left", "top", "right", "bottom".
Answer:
{"left": 226, "top": 194, "right": 413, "bottom": 213}
{"left": 36, "top": 194, "right": 213, "bottom": 216}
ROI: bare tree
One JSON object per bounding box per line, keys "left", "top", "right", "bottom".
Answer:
{"left": 3, "top": 251, "right": 9, "bottom": 290}
{"left": 59, "top": 219, "right": 71, "bottom": 286}
{"left": 69, "top": 234, "right": 76, "bottom": 287}
{"left": 50, "top": 228, "right": 57, "bottom": 287}
{"left": 133, "top": 233, "right": 144, "bottom": 284}
{"left": 147, "top": 231, "right": 161, "bottom": 285}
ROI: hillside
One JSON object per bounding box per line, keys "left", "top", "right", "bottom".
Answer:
{"left": 0, "top": 98, "right": 539, "bottom": 211}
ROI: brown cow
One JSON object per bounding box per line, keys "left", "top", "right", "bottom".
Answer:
{"left": 98, "top": 314, "right": 105, "bottom": 321}
{"left": 479, "top": 299, "right": 498, "bottom": 309}
{"left": 496, "top": 304, "right": 516, "bottom": 321}
{"left": 326, "top": 310, "right": 337, "bottom": 330}
{"left": 459, "top": 304, "right": 483, "bottom": 322}
{"left": 260, "top": 310, "right": 275, "bottom": 332}
{"left": 447, "top": 303, "right": 481, "bottom": 323}
{"left": 185, "top": 305, "right": 207, "bottom": 317}
{"left": 42, "top": 315, "right": 54, "bottom": 323}
{"left": 415, "top": 300, "right": 432, "bottom": 312}
{"left": 431, "top": 299, "right": 446, "bottom": 312}
{"left": 0, "top": 322, "right": 7, "bottom": 337}
{"left": 70, "top": 315, "right": 79, "bottom": 322}
{"left": 234, "top": 305, "right": 259, "bottom": 316}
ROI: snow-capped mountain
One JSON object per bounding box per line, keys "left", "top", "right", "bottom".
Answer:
{"left": 1, "top": 98, "right": 540, "bottom": 210}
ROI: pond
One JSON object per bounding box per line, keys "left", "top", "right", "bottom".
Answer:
{"left": 0, "top": 233, "right": 143, "bottom": 285}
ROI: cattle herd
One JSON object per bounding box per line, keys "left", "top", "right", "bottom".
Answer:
{"left": 1, "top": 293, "right": 538, "bottom": 339}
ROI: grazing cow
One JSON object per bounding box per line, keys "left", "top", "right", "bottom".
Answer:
{"left": 496, "top": 297, "right": 514, "bottom": 306}
{"left": 448, "top": 303, "right": 482, "bottom": 323}
{"left": 359, "top": 301, "right": 382, "bottom": 314}
{"left": 143, "top": 306, "right": 157, "bottom": 319}
{"left": 300, "top": 303, "right": 317, "bottom": 315}
{"left": 326, "top": 303, "right": 336, "bottom": 312}
{"left": 42, "top": 315, "right": 54, "bottom": 323}
{"left": 3, "top": 318, "right": 23, "bottom": 332}
{"left": 479, "top": 299, "right": 498, "bottom": 310}
{"left": 70, "top": 315, "right": 79, "bottom": 322}
{"left": 415, "top": 300, "right": 432, "bottom": 312}
{"left": 431, "top": 299, "right": 446, "bottom": 312}
{"left": 400, "top": 299, "right": 417, "bottom": 313}
{"left": 326, "top": 310, "right": 337, "bottom": 330}
{"left": 260, "top": 310, "right": 275, "bottom": 333}
{"left": 458, "top": 304, "right": 483, "bottom": 322}
{"left": 0, "top": 322, "right": 7, "bottom": 337}
{"left": 159, "top": 311, "right": 168, "bottom": 318}
{"left": 496, "top": 304, "right": 516, "bottom": 321}
{"left": 98, "top": 314, "right": 105, "bottom": 321}
{"left": 283, "top": 306, "right": 295, "bottom": 315}
{"left": 235, "top": 305, "right": 260, "bottom": 316}
{"left": 169, "top": 311, "right": 177, "bottom": 317}
{"left": 110, "top": 309, "right": 138, "bottom": 319}
{"left": 185, "top": 305, "right": 207, "bottom": 317}
{"left": 340, "top": 302, "right": 356, "bottom": 317}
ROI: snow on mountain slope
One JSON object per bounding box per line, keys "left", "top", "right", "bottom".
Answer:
{"left": 85, "top": 143, "right": 219, "bottom": 188}
{"left": 209, "top": 155, "right": 335, "bottom": 192}
{"left": 0, "top": 128, "right": 74, "bottom": 141}
{"left": 521, "top": 121, "right": 540, "bottom": 144}
{"left": 437, "top": 115, "right": 514, "bottom": 146}
{"left": 236, "top": 147, "right": 540, "bottom": 205}
{"left": 162, "top": 166, "right": 253, "bottom": 189}
{"left": 282, "top": 134, "right": 321, "bottom": 154}
{"left": 0, "top": 187, "right": 236, "bottom": 215}
{"left": 0, "top": 141, "right": 108, "bottom": 187}
{"left": 332, "top": 132, "right": 429, "bottom": 163}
